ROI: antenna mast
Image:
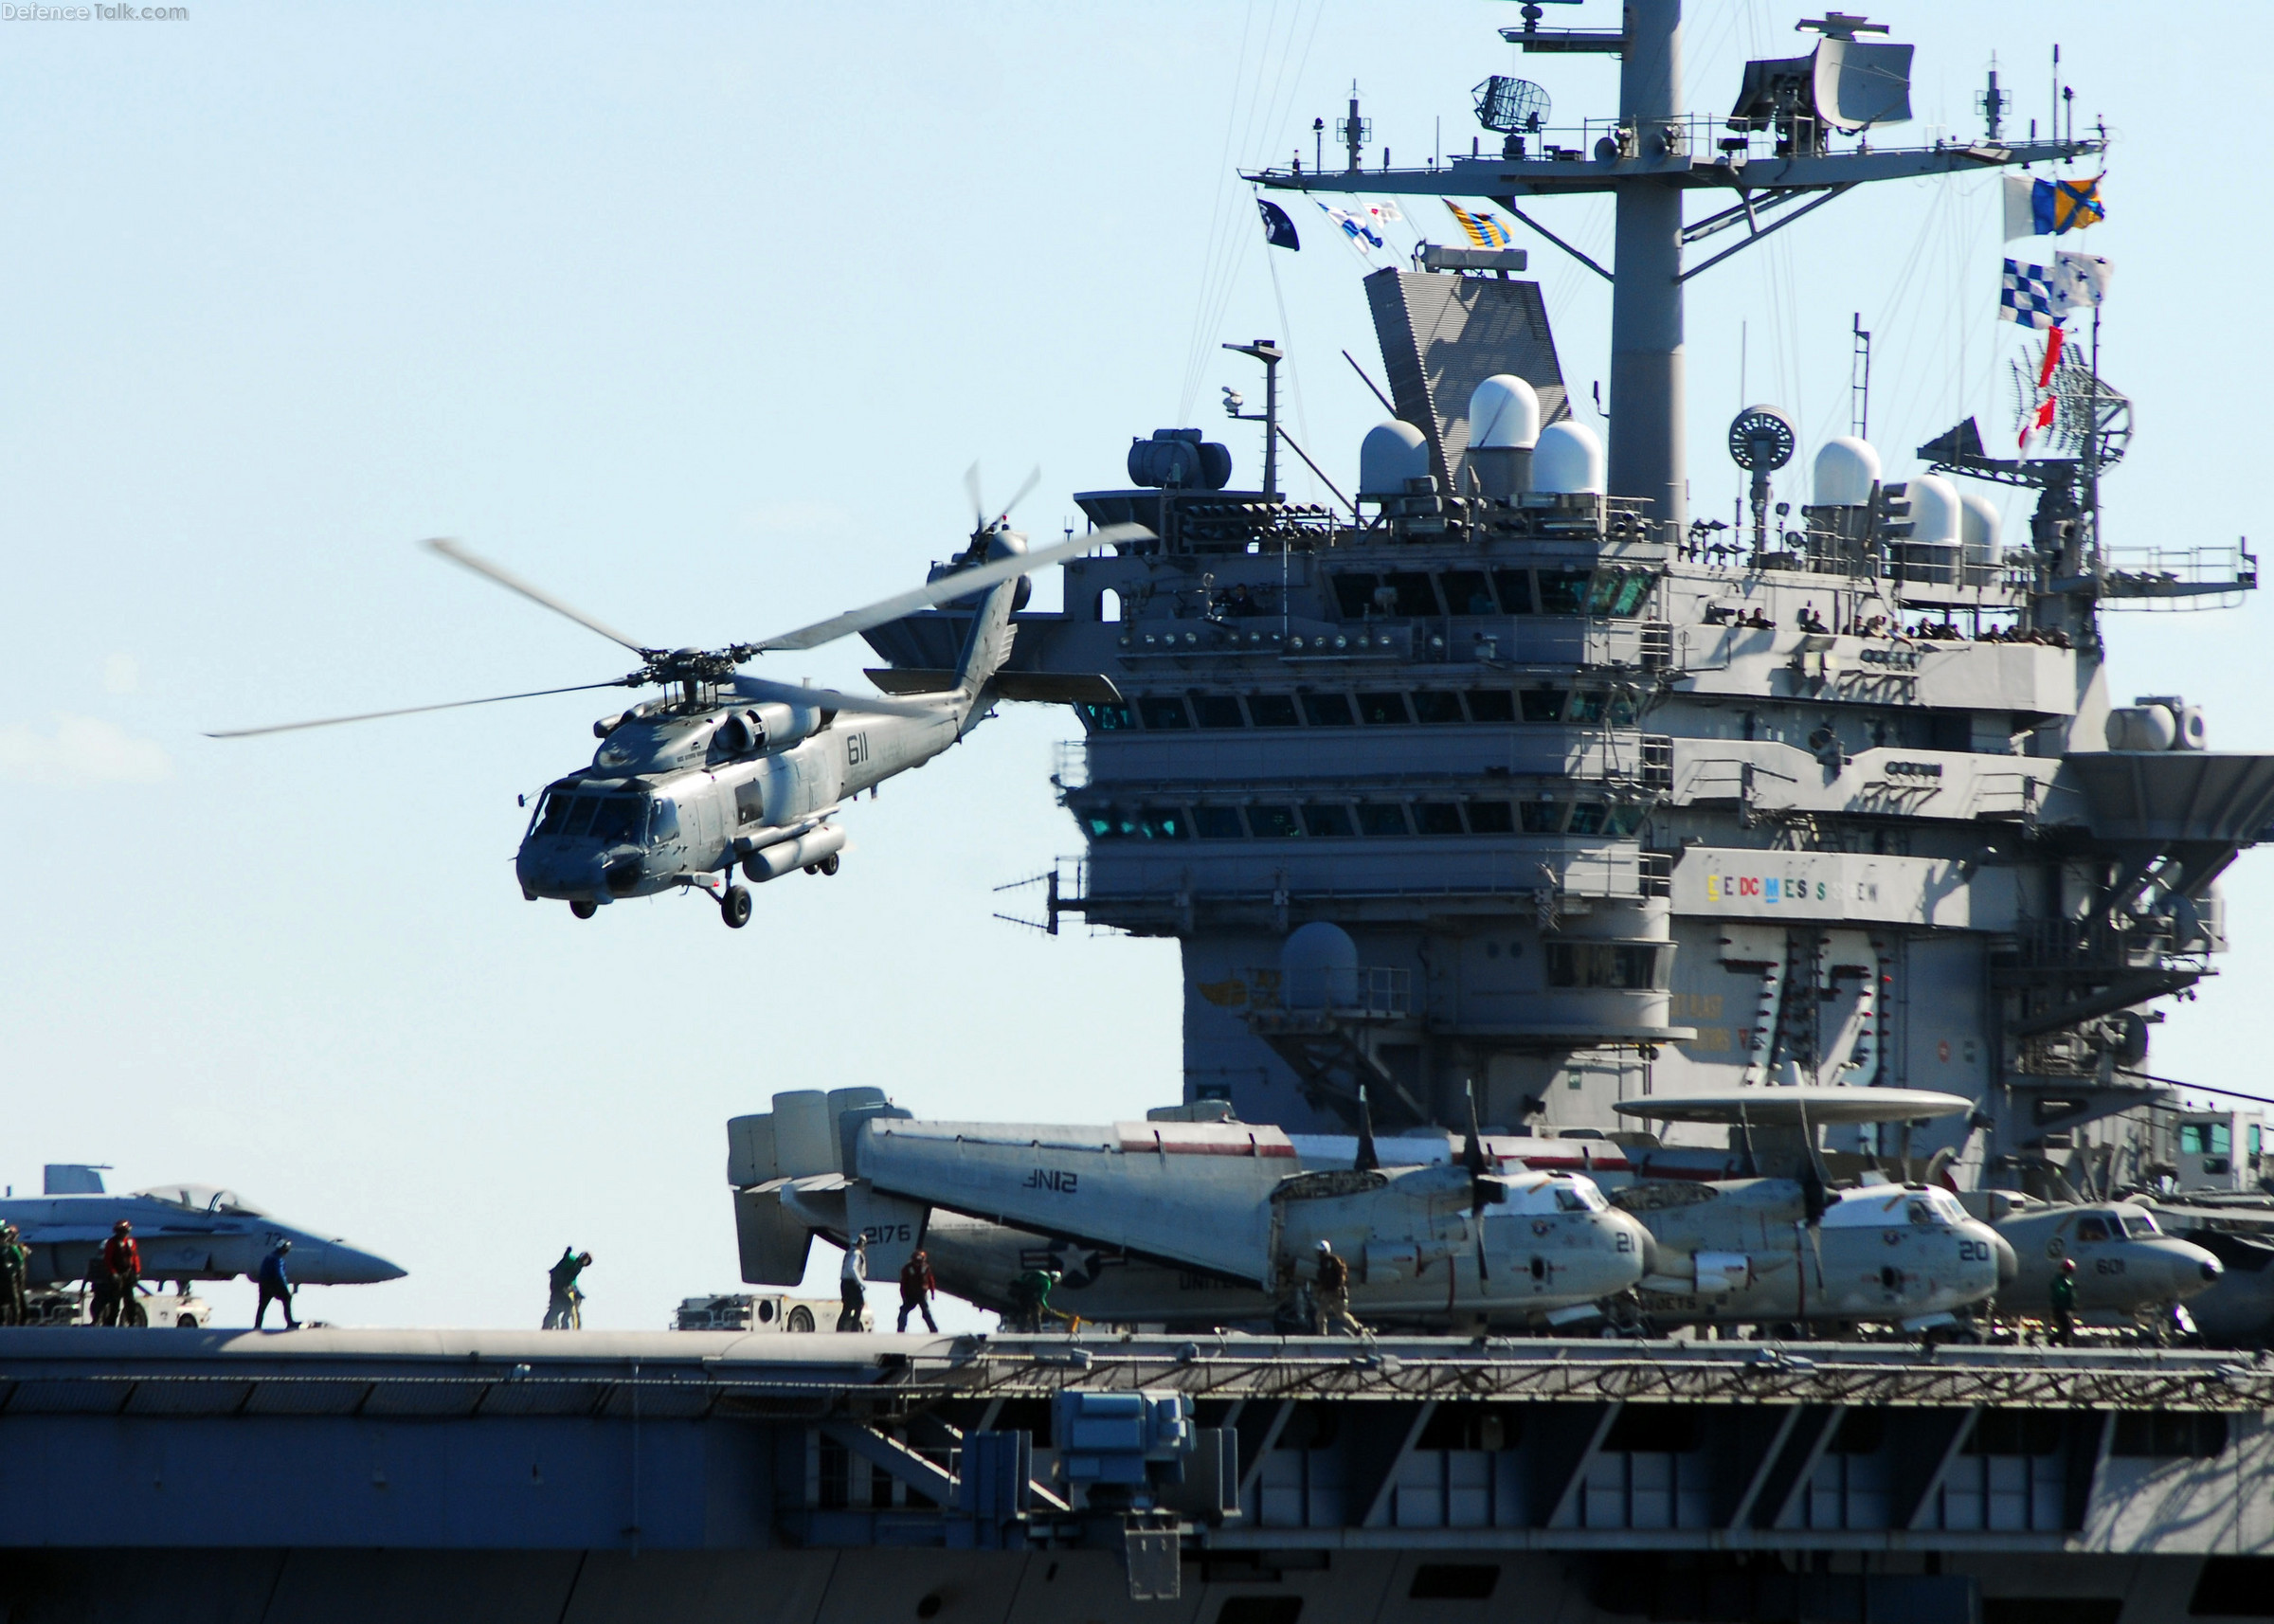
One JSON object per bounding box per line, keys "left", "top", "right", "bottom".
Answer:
{"left": 1850, "top": 314, "right": 1872, "bottom": 440}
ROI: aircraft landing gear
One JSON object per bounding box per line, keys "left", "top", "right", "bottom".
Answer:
{"left": 720, "top": 885, "right": 752, "bottom": 929}
{"left": 569, "top": 900, "right": 598, "bottom": 920}
{"left": 818, "top": 854, "right": 840, "bottom": 875}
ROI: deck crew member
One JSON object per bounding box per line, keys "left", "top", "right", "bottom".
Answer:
{"left": 1312, "top": 1239, "right": 1365, "bottom": 1338}
{"left": 897, "top": 1247, "right": 938, "bottom": 1334}
{"left": 543, "top": 1248, "right": 592, "bottom": 1329}
{"left": 256, "top": 1239, "right": 297, "bottom": 1330}
{"left": 838, "top": 1239, "right": 869, "bottom": 1332}
{"left": 99, "top": 1220, "right": 140, "bottom": 1326}
{"left": 2049, "top": 1256, "right": 2078, "bottom": 1345}
{"left": 0, "top": 1223, "right": 26, "bottom": 1326}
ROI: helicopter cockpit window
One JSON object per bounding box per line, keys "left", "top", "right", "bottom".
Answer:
{"left": 561, "top": 796, "right": 599, "bottom": 838}
{"left": 535, "top": 792, "right": 577, "bottom": 836}
{"left": 589, "top": 797, "right": 643, "bottom": 844}
{"left": 647, "top": 800, "right": 680, "bottom": 844}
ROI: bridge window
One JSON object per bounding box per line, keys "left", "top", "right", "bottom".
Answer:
{"left": 1137, "top": 809, "right": 1189, "bottom": 839}
{"left": 1492, "top": 568, "right": 1536, "bottom": 614}
{"left": 2181, "top": 1123, "right": 2232, "bottom": 1156}
{"left": 1466, "top": 802, "right": 1515, "bottom": 834}
{"left": 1358, "top": 804, "right": 1410, "bottom": 836}
{"left": 1138, "top": 696, "right": 1192, "bottom": 730}
{"left": 1440, "top": 570, "right": 1494, "bottom": 615}
{"left": 1193, "top": 695, "right": 1246, "bottom": 729}
{"left": 1415, "top": 803, "right": 1464, "bottom": 836}
{"left": 1381, "top": 571, "right": 1440, "bottom": 616}
{"left": 1568, "top": 803, "right": 1607, "bottom": 836}
{"left": 1302, "top": 693, "right": 1354, "bottom": 728}
{"left": 1539, "top": 568, "right": 1593, "bottom": 614}
{"left": 1521, "top": 687, "right": 1570, "bottom": 723}
{"left": 1413, "top": 691, "right": 1464, "bottom": 724}
{"left": 1356, "top": 692, "right": 1410, "bottom": 725}
{"left": 1520, "top": 799, "right": 1565, "bottom": 834}
{"left": 1331, "top": 572, "right": 1380, "bottom": 619}
{"left": 1300, "top": 803, "right": 1355, "bottom": 838}
{"left": 1249, "top": 694, "right": 1301, "bottom": 728}
{"left": 1545, "top": 943, "right": 1667, "bottom": 990}
{"left": 1248, "top": 805, "right": 1300, "bottom": 839}
{"left": 1466, "top": 690, "right": 1515, "bottom": 723}
{"left": 1077, "top": 701, "right": 1134, "bottom": 731}
{"left": 1194, "top": 806, "right": 1244, "bottom": 839}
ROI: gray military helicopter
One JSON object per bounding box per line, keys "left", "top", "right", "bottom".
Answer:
{"left": 213, "top": 512, "right": 1142, "bottom": 927}
{"left": 1, "top": 1165, "right": 405, "bottom": 1292}
{"left": 1607, "top": 1090, "right": 2016, "bottom": 1333}
{"left": 726, "top": 1088, "right": 1650, "bottom": 1333}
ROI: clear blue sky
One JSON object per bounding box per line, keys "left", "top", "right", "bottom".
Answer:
{"left": 3, "top": 1, "right": 2264, "bottom": 1331}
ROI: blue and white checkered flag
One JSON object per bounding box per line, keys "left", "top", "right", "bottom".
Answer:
{"left": 1999, "top": 259, "right": 2060, "bottom": 330}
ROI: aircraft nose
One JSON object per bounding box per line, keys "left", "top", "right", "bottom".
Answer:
{"left": 1983, "top": 1225, "right": 2018, "bottom": 1286}
{"left": 2171, "top": 1242, "right": 2225, "bottom": 1298}
{"left": 308, "top": 1241, "right": 407, "bottom": 1285}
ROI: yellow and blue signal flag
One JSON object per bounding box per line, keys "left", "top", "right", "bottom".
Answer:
{"left": 2002, "top": 173, "right": 2106, "bottom": 240}
{"left": 1256, "top": 198, "right": 1301, "bottom": 251}
{"left": 1442, "top": 199, "right": 1514, "bottom": 249}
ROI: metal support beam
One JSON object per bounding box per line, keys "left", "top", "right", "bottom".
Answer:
{"left": 1724, "top": 1405, "right": 1807, "bottom": 1530}
{"left": 1767, "top": 1406, "right": 1849, "bottom": 1530}
{"left": 1677, "top": 185, "right": 1856, "bottom": 282}
{"left": 1359, "top": 1401, "right": 1440, "bottom": 1529}
{"left": 1901, "top": 1408, "right": 1980, "bottom": 1530}
{"left": 819, "top": 1421, "right": 957, "bottom": 1507}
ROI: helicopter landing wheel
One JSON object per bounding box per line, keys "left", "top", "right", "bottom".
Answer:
{"left": 721, "top": 885, "right": 752, "bottom": 929}
{"left": 569, "top": 900, "right": 598, "bottom": 920}
{"left": 818, "top": 854, "right": 839, "bottom": 875}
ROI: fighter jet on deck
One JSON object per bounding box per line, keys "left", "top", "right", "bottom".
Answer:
{"left": 2, "top": 1165, "right": 405, "bottom": 1289}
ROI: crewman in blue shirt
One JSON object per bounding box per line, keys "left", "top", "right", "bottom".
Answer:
{"left": 256, "top": 1240, "right": 297, "bottom": 1330}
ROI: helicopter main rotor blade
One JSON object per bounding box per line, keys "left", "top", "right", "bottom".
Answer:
{"left": 728, "top": 675, "right": 941, "bottom": 719}
{"left": 994, "top": 464, "right": 1041, "bottom": 527}
{"left": 207, "top": 680, "right": 631, "bottom": 739}
{"left": 425, "top": 538, "right": 650, "bottom": 655}
{"left": 747, "top": 524, "right": 1150, "bottom": 654}
{"left": 964, "top": 460, "right": 985, "bottom": 532}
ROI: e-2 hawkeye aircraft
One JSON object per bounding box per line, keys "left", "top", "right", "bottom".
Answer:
{"left": 725, "top": 1090, "right": 1648, "bottom": 1333}
{"left": 212, "top": 510, "right": 1144, "bottom": 928}
{"left": 1603, "top": 1089, "right": 2021, "bottom": 1334}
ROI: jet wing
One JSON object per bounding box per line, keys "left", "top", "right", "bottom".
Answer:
{"left": 856, "top": 1120, "right": 1294, "bottom": 1287}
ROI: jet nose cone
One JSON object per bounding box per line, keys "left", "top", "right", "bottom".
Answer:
{"left": 309, "top": 1242, "right": 407, "bottom": 1285}
{"left": 1986, "top": 1227, "right": 2019, "bottom": 1286}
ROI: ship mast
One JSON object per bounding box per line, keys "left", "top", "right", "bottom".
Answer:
{"left": 1247, "top": 2, "right": 2103, "bottom": 536}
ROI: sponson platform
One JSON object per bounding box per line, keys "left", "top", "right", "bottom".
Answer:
{"left": 5, "top": 1326, "right": 2274, "bottom": 1621}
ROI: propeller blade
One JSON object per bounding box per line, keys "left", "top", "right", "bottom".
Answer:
{"left": 965, "top": 460, "right": 985, "bottom": 531}
{"left": 207, "top": 680, "right": 630, "bottom": 739}
{"left": 425, "top": 538, "right": 649, "bottom": 655}
{"left": 1353, "top": 1085, "right": 1380, "bottom": 1173}
{"left": 995, "top": 464, "right": 1042, "bottom": 526}
{"left": 747, "top": 524, "right": 1150, "bottom": 654}
{"left": 727, "top": 675, "right": 941, "bottom": 720}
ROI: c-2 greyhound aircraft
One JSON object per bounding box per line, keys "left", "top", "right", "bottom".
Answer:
{"left": 724, "top": 1090, "right": 1649, "bottom": 1332}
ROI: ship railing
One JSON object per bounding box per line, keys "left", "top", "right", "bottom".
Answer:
{"left": 2097, "top": 543, "right": 2259, "bottom": 611}
{"left": 1051, "top": 741, "right": 1089, "bottom": 793}
{"left": 2002, "top": 917, "right": 2215, "bottom": 975}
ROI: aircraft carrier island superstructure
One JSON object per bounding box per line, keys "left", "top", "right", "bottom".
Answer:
{"left": 867, "top": 8, "right": 2274, "bottom": 1206}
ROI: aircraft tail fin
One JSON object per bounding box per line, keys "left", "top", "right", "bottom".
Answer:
{"left": 45, "top": 1164, "right": 107, "bottom": 1195}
